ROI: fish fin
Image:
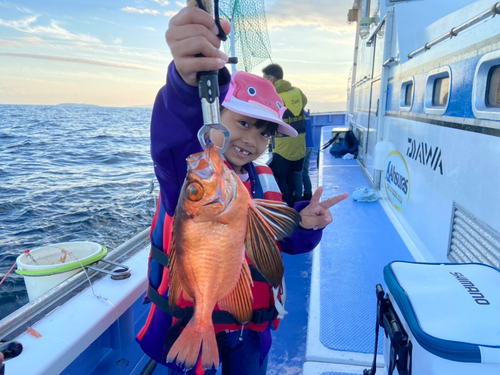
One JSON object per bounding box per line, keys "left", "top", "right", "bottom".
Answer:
{"left": 168, "top": 271, "right": 181, "bottom": 312}
{"left": 167, "top": 226, "right": 180, "bottom": 311}
{"left": 217, "top": 258, "right": 254, "bottom": 324}
{"left": 245, "top": 200, "right": 299, "bottom": 288}
{"left": 252, "top": 199, "right": 301, "bottom": 240}
{"left": 168, "top": 226, "right": 177, "bottom": 271}
{"left": 167, "top": 320, "right": 219, "bottom": 370}
{"left": 181, "top": 290, "right": 194, "bottom": 303}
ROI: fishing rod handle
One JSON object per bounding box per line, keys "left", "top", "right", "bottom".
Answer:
{"left": 0, "top": 341, "right": 22, "bottom": 361}
{"left": 198, "top": 70, "right": 221, "bottom": 126}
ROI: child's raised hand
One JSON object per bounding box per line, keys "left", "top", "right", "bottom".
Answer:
{"left": 166, "top": 6, "right": 231, "bottom": 86}
{"left": 299, "top": 187, "right": 348, "bottom": 230}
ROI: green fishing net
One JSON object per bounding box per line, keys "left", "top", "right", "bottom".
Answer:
{"left": 218, "top": 0, "right": 272, "bottom": 72}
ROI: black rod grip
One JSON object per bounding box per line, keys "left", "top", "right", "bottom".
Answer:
{"left": 197, "top": 70, "right": 220, "bottom": 103}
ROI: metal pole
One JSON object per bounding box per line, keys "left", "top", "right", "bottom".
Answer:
{"left": 230, "top": 0, "right": 238, "bottom": 74}
{"left": 231, "top": 20, "right": 236, "bottom": 74}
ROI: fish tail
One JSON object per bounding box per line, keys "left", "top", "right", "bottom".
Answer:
{"left": 167, "top": 320, "right": 219, "bottom": 370}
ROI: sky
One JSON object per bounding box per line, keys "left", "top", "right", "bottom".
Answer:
{"left": 0, "top": 0, "right": 357, "bottom": 112}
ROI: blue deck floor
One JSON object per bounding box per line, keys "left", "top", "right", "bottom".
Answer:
{"left": 303, "top": 126, "right": 415, "bottom": 375}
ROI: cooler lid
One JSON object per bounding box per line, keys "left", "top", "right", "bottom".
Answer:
{"left": 384, "top": 261, "right": 500, "bottom": 363}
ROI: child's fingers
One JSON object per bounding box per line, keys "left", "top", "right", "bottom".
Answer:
{"left": 170, "top": 35, "right": 226, "bottom": 59}
{"left": 181, "top": 56, "right": 226, "bottom": 77}
{"left": 170, "top": 6, "right": 219, "bottom": 35}
{"left": 319, "top": 192, "right": 349, "bottom": 210}
{"left": 167, "top": 24, "right": 223, "bottom": 47}
{"left": 309, "top": 186, "right": 324, "bottom": 207}
{"left": 184, "top": 56, "right": 227, "bottom": 72}
{"left": 220, "top": 19, "right": 232, "bottom": 35}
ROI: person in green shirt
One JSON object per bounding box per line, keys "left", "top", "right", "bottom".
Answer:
{"left": 263, "top": 64, "right": 308, "bottom": 206}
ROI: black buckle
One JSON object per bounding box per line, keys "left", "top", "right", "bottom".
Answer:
{"left": 252, "top": 307, "right": 278, "bottom": 325}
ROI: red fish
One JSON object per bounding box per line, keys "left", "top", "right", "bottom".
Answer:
{"left": 166, "top": 143, "right": 300, "bottom": 370}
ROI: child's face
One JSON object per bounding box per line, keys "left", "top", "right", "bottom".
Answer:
{"left": 211, "top": 109, "right": 272, "bottom": 174}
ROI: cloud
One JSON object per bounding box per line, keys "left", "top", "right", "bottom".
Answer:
{"left": 110, "top": 37, "right": 123, "bottom": 45}
{"left": 265, "top": 0, "right": 354, "bottom": 34}
{"left": 0, "top": 52, "right": 161, "bottom": 71}
{"left": 0, "top": 39, "right": 21, "bottom": 47}
{"left": 121, "top": 7, "right": 159, "bottom": 15}
{"left": 175, "top": 2, "right": 185, "bottom": 7}
{"left": 0, "top": 16, "right": 101, "bottom": 44}
{"left": 0, "top": 1, "right": 33, "bottom": 14}
{"left": 21, "top": 36, "right": 43, "bottom": 44}
{"left": 164, "top": 11, "right": 177, "bottom": 17}
{"left": 152, "top": 0, "right": 170, "bottom": 5}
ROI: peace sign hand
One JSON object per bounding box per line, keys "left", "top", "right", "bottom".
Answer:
{"left": 299, "top": 187, "right": 348, "bottom": 230}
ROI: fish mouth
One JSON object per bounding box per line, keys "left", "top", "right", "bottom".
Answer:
{"left": 203, "top": 196, "right": 225, "bottom": 207}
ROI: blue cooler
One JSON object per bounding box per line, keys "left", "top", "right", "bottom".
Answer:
{"left": 364, "top": 262, "right": 500, "bottom": 375}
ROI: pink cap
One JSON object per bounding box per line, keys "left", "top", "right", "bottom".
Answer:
{"left": 222, "top": 71, "right": 297, "bottom": 137}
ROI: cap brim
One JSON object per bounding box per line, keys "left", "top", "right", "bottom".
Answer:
{"left": 222, "top": 101, "right": 298, "bottom": 137}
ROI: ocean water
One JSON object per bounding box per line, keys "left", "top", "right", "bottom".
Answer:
{"left": 0, "top": 104, "right": 157, "bottom": 320}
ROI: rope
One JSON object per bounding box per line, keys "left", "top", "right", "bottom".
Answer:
{"left": 0, "top": 262, "right": 17, "bottom": 286}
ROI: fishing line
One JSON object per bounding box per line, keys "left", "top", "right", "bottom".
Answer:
{"left": 69, "top": 251, "right": 125, "bottom": 375}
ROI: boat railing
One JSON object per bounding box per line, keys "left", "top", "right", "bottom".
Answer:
{"left": 0, "top": 228, "right": 150, "bottom": 340}
{"left": 366, "top": 14, "right": 387, "bottom": 47}
{"left": 408, "top": 2, "right": 500, "bottom": 59}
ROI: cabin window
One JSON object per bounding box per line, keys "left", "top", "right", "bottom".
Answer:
{"left": 424, "top": 67, "right": 451, "bottom": 115}
{"left": 472, "top": 51, "right": 500, "bottom": 120}
{"left": 485, "top": 65, "right": 500, "bottom": 107}
{"left": 432, "top": 77, "right": 449, "bottom": 107}
{"left": 405, "top": 83, "right": 414, "bottom": 106}
{"left": 400, "top": 77, "right": 414, "bottom": 112}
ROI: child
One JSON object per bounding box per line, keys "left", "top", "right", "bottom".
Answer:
{"left": 136, "top": 5, "right": 348, "bottom": 375}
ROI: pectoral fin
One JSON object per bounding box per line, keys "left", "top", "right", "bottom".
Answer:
{"left": 167, "top": 227, "right": 182, "bottom": 311}
{"left": 217, "top": 258, "right": 254, "bottom": 324}
{"left": 245, "top": 200, "right": 300, "bottom": 288}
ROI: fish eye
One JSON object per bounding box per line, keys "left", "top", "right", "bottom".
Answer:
{"left": 187, "top": 182, "right": 204, "bottom": 201}
{"left": 247, "top": 86, "right": 257, "bottom": 96}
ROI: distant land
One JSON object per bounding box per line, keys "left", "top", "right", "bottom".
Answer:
{"left": 56, "top": 103, "right": 153, "bottom": 109}
{"left": 57, "top": 103, "right": 99, "bottom": 107}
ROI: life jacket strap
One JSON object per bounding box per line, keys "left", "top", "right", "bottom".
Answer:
{"left": 147, "top": 285, "right": 279, "bottom": 325}
{"left": 151, "top": 243, "right": 170, "bottom": 267}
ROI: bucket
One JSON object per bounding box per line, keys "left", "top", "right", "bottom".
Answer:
{"left": 15, "top": 241, "right": 107, "bottom": 301}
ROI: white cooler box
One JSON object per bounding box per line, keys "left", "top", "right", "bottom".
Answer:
{"left": 363, "top": 262, "right": 500, "bottom": 375}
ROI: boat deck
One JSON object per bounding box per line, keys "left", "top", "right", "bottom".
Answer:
{"left": 301, "top": 126, "right": 415, "bottom": 375}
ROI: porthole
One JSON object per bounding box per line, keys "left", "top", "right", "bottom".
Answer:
{"left": 473, "top": 51, "right": 500, "bottom": 120}
{"left": 399, "top": 77, "right": 414, "bottom": 112}
{"left": 485, "top": 65, "right": 500, "bottom": 108}
{"left": 432, "top": 77, "right": 449, "bottom": 107}
{"left": 424, "top": 66, "right": 451, "bottom": 115}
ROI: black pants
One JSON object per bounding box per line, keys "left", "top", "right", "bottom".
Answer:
{"left": 271, "top": 153, "right": 304, "bottom": 207}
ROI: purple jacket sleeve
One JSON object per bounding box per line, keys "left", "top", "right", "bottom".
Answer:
{"left": 150, "top": 62, "right": 231, "bottom": 217}
{"left": 280, "top": 201, "right": 323, "bottom": 255}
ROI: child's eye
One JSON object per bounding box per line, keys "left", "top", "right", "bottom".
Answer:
{"left": 239, "top": 121, "right": 249, "bottom": 128}
{"left": 261, "top": 131, "right": 271, "bottom": 139}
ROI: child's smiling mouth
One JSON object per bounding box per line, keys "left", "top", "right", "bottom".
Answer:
{"left": 234, "top": 145, "right": 251, "bottom": 157}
